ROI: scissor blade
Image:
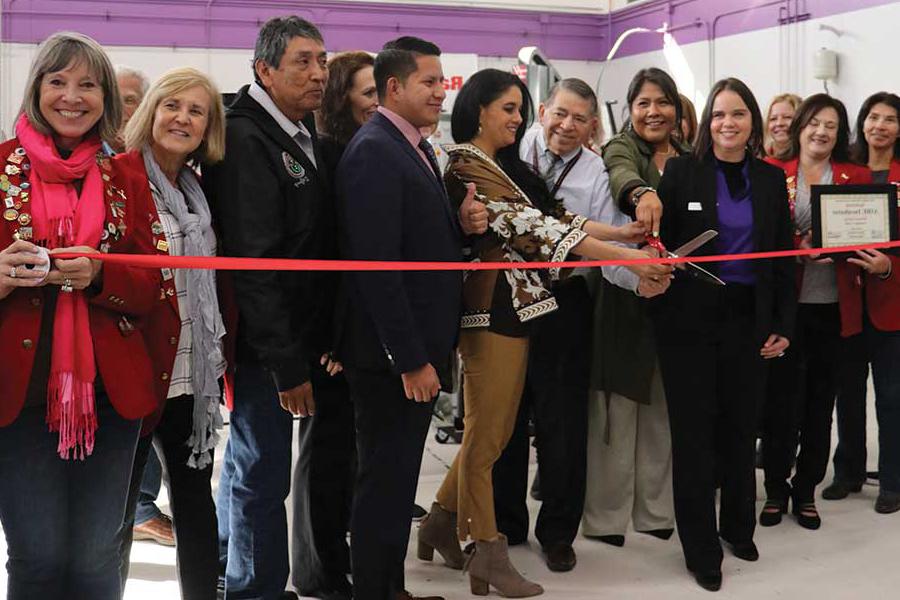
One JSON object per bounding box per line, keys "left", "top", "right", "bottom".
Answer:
{"left": 673, "top": 230, "right": 718, "bottom": 258}
{"left": 685, "top": 261, "right": 726, "bottom": 286}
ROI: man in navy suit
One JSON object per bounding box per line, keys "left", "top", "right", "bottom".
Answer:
{"left": 336, "top": 37, "right": 475, "bottom": 600}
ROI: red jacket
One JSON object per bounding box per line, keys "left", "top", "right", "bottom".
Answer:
{"left": 112, "top": 151, "right": 181, "bottom": 431}
{"left": 112, "top": 151, "right": 238, "bottom": 429}
{"left": 0, "top": 138, "right": 162, "bottom": 426}
{"left": 853, "top": 159, "right": 900, "bottom": 334}
{"left": 766, "top": 156, "right": 900, "bottom": 335}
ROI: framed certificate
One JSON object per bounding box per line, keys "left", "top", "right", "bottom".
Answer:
{"left": 811, "top": 184, "right": 899, "bottom": 256}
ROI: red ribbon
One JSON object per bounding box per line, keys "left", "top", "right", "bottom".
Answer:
{"left": 53, "top": 240, "right": 900, "bottom": 271}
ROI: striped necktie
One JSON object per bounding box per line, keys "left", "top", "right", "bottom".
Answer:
{"left": 418, "top": 138, "right": 443, "bottom": 183}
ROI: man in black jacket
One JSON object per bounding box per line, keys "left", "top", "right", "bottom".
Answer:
{"left": 203, "top": 16, "right": 338, "bottom": 600}
{"left": 336, "top": 37, "right": 463, "bottom": 600}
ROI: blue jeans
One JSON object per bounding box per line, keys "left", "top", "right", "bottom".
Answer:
{"left": 135, "top": 446, "right": 163, "bottom": 525}
{"left": 0, "top": 398, "right": 140, "bottom": 600}
{"left": 867, "top": 322, "right": 900, "bottom": 493}
{"left": 217, "top": 364, "right": 293, "bottom": 600}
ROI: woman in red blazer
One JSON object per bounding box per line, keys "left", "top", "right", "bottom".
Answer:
{"left": 0, "top": 32, "right": 161, "bottom": 598}
{"left": 761, "top": 94, "right": 872, "bottom": 530}
{"left": 820, "top": 92, "right": 900, "bottom": 514}
{"left": 112, "top": 67, "right": 231, "bottom": 600}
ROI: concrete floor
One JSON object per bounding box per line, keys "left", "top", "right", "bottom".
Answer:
{"left": 2, "top": 385, "right": 899, "bottom": 599}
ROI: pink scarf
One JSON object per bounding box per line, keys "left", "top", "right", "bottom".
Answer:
{"left": 15, "top": 114, "right": 105, "bottom": 459}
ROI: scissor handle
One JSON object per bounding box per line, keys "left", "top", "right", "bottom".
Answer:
{"left": 644, "top": 234, "right": 667, "bottom": 255}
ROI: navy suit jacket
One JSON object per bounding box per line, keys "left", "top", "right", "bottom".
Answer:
{"left": 335, "top": 112, "right": 463, "bottom": 381}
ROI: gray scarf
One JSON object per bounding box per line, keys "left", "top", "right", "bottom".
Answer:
{"left": 143, "top": 146, "right": 225, "bottom": 469}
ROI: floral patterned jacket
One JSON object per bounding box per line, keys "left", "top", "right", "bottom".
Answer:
{"left": 443, "top": 143, "right": 588, "bottom": 331}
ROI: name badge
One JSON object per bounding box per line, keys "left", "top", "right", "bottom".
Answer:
{"left": 688, "top": 202, "right": 702, "bottom": 212}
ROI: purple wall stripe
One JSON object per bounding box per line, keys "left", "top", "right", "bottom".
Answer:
{"left": 1, "top": 0, "right": 896, "bottom": 61}
{"left": 0, "top": 0, "right": 607, "bottom": 59}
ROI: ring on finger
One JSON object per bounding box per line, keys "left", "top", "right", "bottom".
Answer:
{"left": 61, "top": 277, "right": 74, "bottom": 293}
{"left": 9, "top": 266, "right": 17, "bottom": 279}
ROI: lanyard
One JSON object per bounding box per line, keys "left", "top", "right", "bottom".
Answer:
{"left": 531, "top": 140, "right": 583, "bottom": 199}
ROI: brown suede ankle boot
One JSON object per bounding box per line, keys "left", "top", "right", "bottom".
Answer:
{"left": 416, "top": 502, "right": 464, "bottom": 569}
{"left": 464, "top": 534, "right": 543, "bottom": 597}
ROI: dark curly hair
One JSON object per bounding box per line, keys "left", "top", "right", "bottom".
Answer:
{"left": 320, "top": 51, "right": 375, "bottom": 146}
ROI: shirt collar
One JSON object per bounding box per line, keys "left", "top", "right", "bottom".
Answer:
{"left": 378, "top": 106, "right": 423, "bottom": 149}
{"left": 248, "top": 82, "right": 312, "bottom": 141}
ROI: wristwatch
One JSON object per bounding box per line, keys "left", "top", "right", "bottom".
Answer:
{"left": 630, "top": 185, "right": 655, "bottom": 207}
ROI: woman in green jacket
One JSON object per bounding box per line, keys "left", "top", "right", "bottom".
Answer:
{"left": 582, "top": 67, "right": 689, "bottom": 546}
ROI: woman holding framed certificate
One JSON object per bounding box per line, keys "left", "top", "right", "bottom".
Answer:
{"left": 763, "top": 94, "right": 872, "bottom": 530}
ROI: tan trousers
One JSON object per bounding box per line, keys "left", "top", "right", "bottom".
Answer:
{"left": 436, "top": 330, "right": 529, "bottom": 541}
{"left": 582, "top": 364, "right": 674, "bottom": 536}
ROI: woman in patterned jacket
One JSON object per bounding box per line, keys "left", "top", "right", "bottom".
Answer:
{"left": 415, "top": 68, "right": 672, "bottom": 598}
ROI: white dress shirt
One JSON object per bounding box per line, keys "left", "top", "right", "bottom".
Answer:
{"left": 520, "top": 124, "right": 636, "bottom": 288}
{"left": 248, "top": 82, "right": 317, "bottom": 169}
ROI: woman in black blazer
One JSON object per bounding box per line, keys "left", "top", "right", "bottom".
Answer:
{"left": 651, "top": 78, "right": 796, "bottom": 591}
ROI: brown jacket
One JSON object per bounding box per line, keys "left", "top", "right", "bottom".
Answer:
{"left": 443, "top": 143, "right": 587, "bottom": 332}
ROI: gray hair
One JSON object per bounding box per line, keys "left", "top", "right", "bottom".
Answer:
{"left": 115, "top": 65, "right": 150, "bottom": 95}
{"left": 546, "top": 78, "right": 599, "bottom": 118}
{"left": 20, "top": 31, "right": 121, "bottom": 144}
{"left": 252, "top": 16, "right": 324, "bottom": 82}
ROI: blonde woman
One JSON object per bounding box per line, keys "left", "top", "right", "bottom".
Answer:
{"left": 116, "top": 67, "right": 228, "bottom": 600}
{"left": 763, "top": 93, "right": 802, "bottom": 158}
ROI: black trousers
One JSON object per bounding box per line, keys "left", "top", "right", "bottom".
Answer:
{"left": 762, "top": 303, "right": 843, "bottom": 502}
{"left": 832, "top": 333, "right": 870, "bottom": 485}
{"left": 493, "top": 276, "right": 591, "bottom": 548}
{"left": 291, "top": 369, "right": 355, "bottom": 597}
{"left": 345, "top": 366, "right": 433, "bottom": 600}
{"left": 120, "top": 396, "right": 219, "bottom": 600}
{"left": 656, "top": 285, "right": 764, "bottom": 573}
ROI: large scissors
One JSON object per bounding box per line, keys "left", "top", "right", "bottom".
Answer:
{"left": 644, "top": 230, "right": 726, "bottom": 286}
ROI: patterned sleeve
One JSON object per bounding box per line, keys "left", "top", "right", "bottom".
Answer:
{"left": 446, "top": 151, "right": 588, "bottom": 280}
{"left": 483, "top": 196, "right": 588, "bottom": 280}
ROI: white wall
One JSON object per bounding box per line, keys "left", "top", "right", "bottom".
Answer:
{"left": 598, "top": 3, "right": 900, "bottom": 133}
{"left": 0, "top": 44, "right": 605, "bottom": 138}
{"left": 610, "top": 0, "right": 652, "bottom": 9}
{"left": 0, "top": 44, "right": 255, "bottom": 138}
{"left": 479, "top": 56, "right": 603, "bottom": 88}
{"left": 2, "top": 3, "right": 896, "bottom": 139}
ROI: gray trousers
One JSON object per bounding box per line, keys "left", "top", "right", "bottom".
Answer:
{"left": 582, "top": 364, "right": 674, "bottom": 537}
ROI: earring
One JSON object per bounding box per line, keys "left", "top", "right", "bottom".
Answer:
{"left": 478, "top": 123, "right": 483, "bottom": 135}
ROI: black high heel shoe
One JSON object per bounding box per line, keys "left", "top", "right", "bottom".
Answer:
{"left": 584, "top": 533, "right": 625, "bottom": 547}
{"left": 759, "top": 497, "right": 788, "bottom": 526}
{"left": 792, "top": 500, "right": 822, "bottom": 530}
{"left": 689, "top": 568, "right": 722, "bottom": 592}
